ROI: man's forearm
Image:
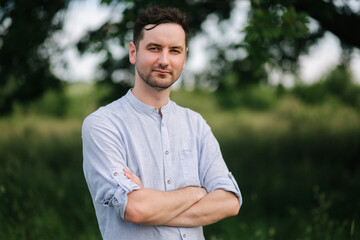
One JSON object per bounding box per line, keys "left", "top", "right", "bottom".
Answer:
{"left": 164, "top": 189, "right": 240, "bottom": 227}
{"left": 124, "top": 186, "right": 207, "bottom": 225}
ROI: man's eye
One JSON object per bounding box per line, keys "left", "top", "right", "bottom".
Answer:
{"left": 149, "top": 47, "right": 160, "bottom": 51}
{"left": 171, "top": 49, "right": 181, "bottom": 54}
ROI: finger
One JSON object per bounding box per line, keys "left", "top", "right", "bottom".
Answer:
{"left": 131, "top": 176, "right": 142, "bottom": 188}
{"left": 124, "top": 168, "right": 140, "bottom": 179}
{"left": 123, "top": 169, "right": 143, "bottom": 188}
{"left": 123, "top": 169, "right": 134, "bottom": 178}
{"left": 124, "top": 172, "right": 131, "bottom": 179}
{"left": 125, "top": 174, "right": 136, "bottom": 182}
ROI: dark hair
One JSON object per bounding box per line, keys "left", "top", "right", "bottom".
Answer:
{"left": 133, "top": 6, "right": 189, "bottom": 49}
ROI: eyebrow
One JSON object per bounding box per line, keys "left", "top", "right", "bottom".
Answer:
{"left": 171, "top": 46, "right": 184, "bottom": 51}
{"left": 146, "top": 43, "right": 161, "bottom": 48}
{"left": 145, "top": 42, "right": 184, "bottom": 51}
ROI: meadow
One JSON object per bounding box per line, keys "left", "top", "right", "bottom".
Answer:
{"left": 0, "top": 82, "right": 359, "bottom": 239}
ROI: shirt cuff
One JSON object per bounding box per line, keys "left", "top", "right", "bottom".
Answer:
{"left": 106, "top": 169, "right": 141, "bottom": 219}
{"left": 206, "top": 172, "right": 243, "bottom": 207}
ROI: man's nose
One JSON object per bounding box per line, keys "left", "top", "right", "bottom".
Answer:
{"left": 158, "top": 51, "right": 169, "bottom": 67}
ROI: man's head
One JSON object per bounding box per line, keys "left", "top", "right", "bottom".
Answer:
{"left": 129, "top": 6, "right": 189, "bottom": 91}
{"left": 133, "top": 6, "right": 189, "bottom": 50}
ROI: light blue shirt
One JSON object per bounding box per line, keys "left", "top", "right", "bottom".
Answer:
{"left": 82, "top": 90, "right": 242, "bottom": 240}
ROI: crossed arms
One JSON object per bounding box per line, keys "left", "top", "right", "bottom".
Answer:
{"left": 123, "top": 169, "right": 240, "bottom": 227}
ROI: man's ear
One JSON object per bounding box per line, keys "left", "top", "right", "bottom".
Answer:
{"left": 129, "top": 42, "right": 136, "bottom": 64}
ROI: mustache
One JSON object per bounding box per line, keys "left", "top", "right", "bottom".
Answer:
{"left": 156, "top": 64, "right": 169, "bottom": 70}
{"left": 152, "top": 65, "right": 172, "bottom": 75}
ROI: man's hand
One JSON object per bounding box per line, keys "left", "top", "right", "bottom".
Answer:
{"left": 124, "top": 168, "right": 143, "bottom": 188}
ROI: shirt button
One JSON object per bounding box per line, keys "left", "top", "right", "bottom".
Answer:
{"left": 165, "top": 150, "right": 169, "bottom": 155}
{"left": 153, "top": 108, "right": 157, "bottom": 112}
{"left": 161, "top": 123, "right": 164, "bottom": 127}
{"left": 182, "top": 233, "right": 186, "bottom": 238}
{"left": 167, "top": 180, "right": 171, "bottom": 184}
{"left": 113, "top": 172, "right": 118, "bottom": 176}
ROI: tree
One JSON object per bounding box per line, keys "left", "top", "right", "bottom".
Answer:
{"left": 76, "top": 0, "right": 360, "bottom": 104}
{"left": 0, "top": 0, "right": 70, "bottom": 114}
{"left": 214, "top": 0, "right": 360, "bottom": 106}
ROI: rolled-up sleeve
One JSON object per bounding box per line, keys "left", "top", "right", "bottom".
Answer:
{"left": 82, "top": 114, "right": 140, "bottom": 220}
{"left": 198, "top": 120, "right": 243, "bottom": 207}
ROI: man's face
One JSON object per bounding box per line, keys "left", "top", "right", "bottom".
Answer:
{"left": 129, "top": 23, "right": 187, "bottom": 90}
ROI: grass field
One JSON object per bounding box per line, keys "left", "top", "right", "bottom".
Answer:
{"left": 0, "top": 83, "right": 359, "bottom": 239}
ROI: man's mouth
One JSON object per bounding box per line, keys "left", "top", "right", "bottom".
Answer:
{"left": 153, "top": 69, "right": 171, "bottom": 75}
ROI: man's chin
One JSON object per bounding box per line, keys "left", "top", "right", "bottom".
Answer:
{"left": 151, "top": 82, "right": 173, "bottom": 90}
{"left": 146, "top": 78, "right": 175, "bottom": 90}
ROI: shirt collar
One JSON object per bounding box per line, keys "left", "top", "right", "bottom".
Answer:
{"left": 125, "top": 89, "right": 173, "bottom": 116}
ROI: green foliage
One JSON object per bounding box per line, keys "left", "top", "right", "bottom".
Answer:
{"left": 64, "top": 82, "right": 107, "bottom": 119}
{"left": 323, "top": 66, "right": 360, "bottom": 108}
{"left": 0, "top": 0, "right": 70, "bottom": 114}
{"left": 28, "top": 89, "right": 69, "bottom": 117}
{"left": 292, "top": 82, "right": 327, "bottom": 104}
{"left": 212, "top": 1, "right": 313, "bottom": 107}
{"left": 245, "top": 3, "right": 310, "bottom": 71}
{"left": 0, "top": 118, "right": 100, "bottom": 239}
{"left": 304, "top": 187, "right": 350, "bottom": 240}
{"left": 11, "top": 82, "right": 111, "bottom": 119}
{"left": 216, "top": 81, "right": 278, "bottom": 110}
{"left": 292, "top": 65, "right": 360, "bottom": 109}
{"left": 199, "top": 0, "right": 360, "bottom": 108}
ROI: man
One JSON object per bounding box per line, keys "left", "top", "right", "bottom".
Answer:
{"left": 82, "top": 6, "right": 242, "bottom": 240}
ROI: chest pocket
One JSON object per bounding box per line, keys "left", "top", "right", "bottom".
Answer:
{"left": 179, "top": 149, "right": 200, "bottom": 186}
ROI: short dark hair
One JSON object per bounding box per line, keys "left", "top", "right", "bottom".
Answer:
{"left": 133, "top": 6, "right": 189, "bottom": 49}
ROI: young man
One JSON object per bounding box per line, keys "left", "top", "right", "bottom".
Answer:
{"left": 82, "top": 6, "right": 242, "bottom": 240}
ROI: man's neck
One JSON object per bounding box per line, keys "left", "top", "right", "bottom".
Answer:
{"left": 131, "top": 83, "right": 171, "bottom": 110}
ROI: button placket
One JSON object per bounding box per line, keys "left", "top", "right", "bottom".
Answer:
{"left": 161, "top": 116, "right": 173, "bottom": 190}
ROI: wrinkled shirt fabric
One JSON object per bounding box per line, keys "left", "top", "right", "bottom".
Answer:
{"left": 82, "top": 90, "right": 242, "bottom": 240}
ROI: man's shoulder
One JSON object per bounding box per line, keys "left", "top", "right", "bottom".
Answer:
{"left": 83, "top": 95, "right": 129, "bottom": 127}
{"left": 90, "top": 95, "right": 128, "bottom": 117}
{"left": 171, "top": 101, "right": 205, "bottom": 123}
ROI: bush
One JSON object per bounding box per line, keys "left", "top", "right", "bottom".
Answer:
{"left": 0, "top": 119, "right": 100, "bottom": 239}
{"left": 292, "top": 65, "right": 360, "bottom": 109}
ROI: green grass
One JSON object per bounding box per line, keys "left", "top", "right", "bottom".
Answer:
{"left": 1, "top": 83, "right": 359, "bottom": 239}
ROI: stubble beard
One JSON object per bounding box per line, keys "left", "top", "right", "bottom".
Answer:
{"left": 136, "top": 65, "right": 177, "bottom": 90}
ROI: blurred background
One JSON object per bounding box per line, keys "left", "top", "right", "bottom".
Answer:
{"left": 1, "top": 0, "right": 359, "bottom": 239}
